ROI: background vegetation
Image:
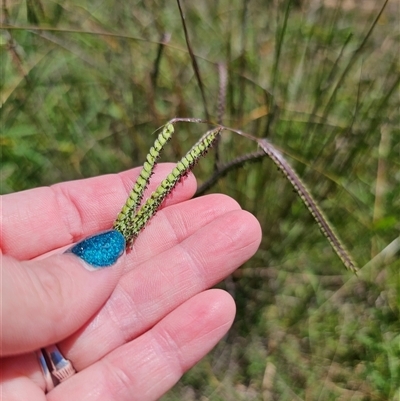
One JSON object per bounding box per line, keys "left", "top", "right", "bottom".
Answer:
{"left": 1, "top": 0, "right": 399, "bottom": 399}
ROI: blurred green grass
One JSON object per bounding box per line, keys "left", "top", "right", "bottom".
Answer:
{"left": 1, "top": 0, "right": 399, "bottom": 399}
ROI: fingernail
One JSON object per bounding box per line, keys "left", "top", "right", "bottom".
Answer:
{"left": 65, "top": 229, "right": 126, "bottom": 268}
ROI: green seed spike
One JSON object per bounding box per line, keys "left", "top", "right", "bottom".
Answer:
{"left": 122, "top": 127, "right": 222, "bottom": 247}
{"left": 113, "top": 123, "right": 174, "bottom": 239}
{"left": 258, "top": 138, "right": 358, "bottom": 273}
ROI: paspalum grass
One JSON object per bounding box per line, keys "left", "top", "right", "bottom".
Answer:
{"left": 1, "top": 0, "right": 398, "bottom": 399}
{"left": 114, "top": 118, "right": 357, "bottom": 273}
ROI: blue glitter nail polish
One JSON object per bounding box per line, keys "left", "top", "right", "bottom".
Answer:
{"left": 66, "top": 229, "right": 126, "bottom": 268}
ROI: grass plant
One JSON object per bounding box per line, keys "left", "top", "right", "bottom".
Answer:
{"left": 1, "top": 0, "right": 399, "bottom": 399}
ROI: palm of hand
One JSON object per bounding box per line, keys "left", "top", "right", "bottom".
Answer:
{"left": 1, "top": 164, "right": 261, "bottom": 400}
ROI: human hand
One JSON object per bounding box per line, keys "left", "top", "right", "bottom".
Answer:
{"left": 1, "top": 164, "right": 261, "bottom": 400}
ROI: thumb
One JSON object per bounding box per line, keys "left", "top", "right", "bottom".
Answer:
{"left": 1, "top": 230, "right": 126, "bottom": 357}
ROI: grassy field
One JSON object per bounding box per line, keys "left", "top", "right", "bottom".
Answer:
{"left": 1, "top": 0, "right": 399, "bottom": 399}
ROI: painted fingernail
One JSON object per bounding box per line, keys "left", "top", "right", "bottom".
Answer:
{"left": 65, "top": 229, "right": 126, "bottom": 268}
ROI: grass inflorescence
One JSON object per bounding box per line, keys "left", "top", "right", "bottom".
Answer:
{"left": 2, "top": 0, "right": 399, "bottom": 399}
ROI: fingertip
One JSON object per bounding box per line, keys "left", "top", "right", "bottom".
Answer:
{"left": 241, "top": 209, "right": 263, "bottom": 247}
{"left": 155, "top": 289, "right": 237, "bottom": 361}
{"left": 65, "top": 229, "right": 126, "bottom": 269}
{"left": 195, "top": 289, "right": 237, "bottom": 331}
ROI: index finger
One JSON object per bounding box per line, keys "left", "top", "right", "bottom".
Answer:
{"left": 1, "top": 164, "right": 197, "bottom": 260}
